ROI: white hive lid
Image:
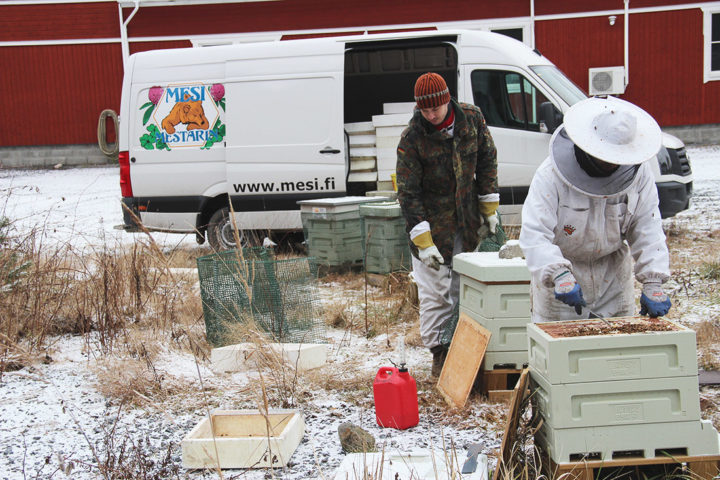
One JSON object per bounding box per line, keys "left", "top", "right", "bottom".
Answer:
{"left": 452, "top": 251, "right": 530, "bottom": 282}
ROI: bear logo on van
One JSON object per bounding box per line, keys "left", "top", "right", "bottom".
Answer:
{"left": 161, "top": 95, "right": 209, "bottom": 134}
{"left": 138, "top": 83, "right": 224, "bottom": 151}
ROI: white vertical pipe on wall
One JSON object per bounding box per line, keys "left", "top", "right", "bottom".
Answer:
{"left": 624, "top": 0, "right": 629, "bottom": 87}
{"left": 118, "top": 0, "right": 140, "bottom": 70}
{"left": 530, "top": 0, "right": 536, "bottom": 49}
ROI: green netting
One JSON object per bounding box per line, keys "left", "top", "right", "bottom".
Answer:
{"left": 196, "top": 248, "right": 326, "bottom": 347}
{"left": 476, "top": 213, "right": 508, "bottom": 252}
{"left": 440, "top": 215, "right": 509, "bottom": 344}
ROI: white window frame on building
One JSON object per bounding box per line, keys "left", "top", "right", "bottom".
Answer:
{"left": 703, "top": 6, "right": 720, "bottom": 83}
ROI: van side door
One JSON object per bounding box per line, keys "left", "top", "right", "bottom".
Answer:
{"left": 224, "top": 42, "right": 346, "bottom": 230}
{"left": 463, "top": 66, "right": 557, "bottom": 209}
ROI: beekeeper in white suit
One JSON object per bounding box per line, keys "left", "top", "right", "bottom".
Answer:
{"left": 519, "top": 96, "right": 672, "bottom": 322}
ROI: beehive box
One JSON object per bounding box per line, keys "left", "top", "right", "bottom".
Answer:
{"left": 483, "top": 350, "right": 528, "bottom": 370}
{"left": 182, "top": 409, "right": 304, "bottom": 469}
{"left": 298, "top": 196, "right": 388, "bottom": 266}
{"left": 453, "top": 252, "right": 531, "bottom": 319}
{"left": 536, "top": 418, "right": 720, "bottom": 463}
{"left": 528, "top": 317, "right": 698, "bottom": 384}
{"left": 531, "top": 372, "right": 701, "bottom": 429}
{"left": 460, "top": 311, "right": 530, "bottom": 352}
{"left": 359, "top": 201, "right": 411, "bottom": 274}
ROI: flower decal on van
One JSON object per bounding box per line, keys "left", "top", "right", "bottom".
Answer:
{"left": 138, "top": 83, "right": 225, "bottom": 151}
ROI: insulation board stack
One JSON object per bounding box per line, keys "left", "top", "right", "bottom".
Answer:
{"left": 298, "top": 196, "right": 388, "bottom": 267}
{"left": 453, "top": 252, "right": 532, "bottom": 369}
{"left": 528, "top": 317, "right": 720, "bottom": 463}
{"left": 345, "top": 121, "right": 377, "bottom": 183}
{"left": 373, "top": 102, "right": 414, "bottom": 191}
{"left": 359, "top": 201, "right": 411, "bottom": 274}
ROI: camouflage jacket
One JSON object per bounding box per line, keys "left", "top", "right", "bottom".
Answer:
{"left": 396, "top": 99, "right": 498, "bottom": 263}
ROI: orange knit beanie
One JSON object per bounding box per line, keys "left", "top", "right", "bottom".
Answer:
{"left": 414, "top": 73, "right": 450, "bottom": 109}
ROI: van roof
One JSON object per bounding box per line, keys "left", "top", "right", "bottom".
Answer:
{"left": 129, "top": 29, "right": 554, "bottom": 78}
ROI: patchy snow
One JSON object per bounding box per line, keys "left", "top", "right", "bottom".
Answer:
{"left": 0, "top": 145, "right": 719, "bottom": 479}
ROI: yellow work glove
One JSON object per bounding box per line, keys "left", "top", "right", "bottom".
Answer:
{"left": 478, "top": 194, "right": 500, "bottom": 234}
{"left": 412, "top": 231, "right": 444, "bottom": 271}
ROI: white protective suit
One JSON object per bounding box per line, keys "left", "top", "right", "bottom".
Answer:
{"left": 519, "top": 127, "right": 670, "bottom": 323}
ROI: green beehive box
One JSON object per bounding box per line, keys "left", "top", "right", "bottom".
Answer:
{"left": 531, "top": 372, "right": 701, "bottom": 429}
{"left": 536, "top": 419, "right": 720, "bottom": 463}
{"left": 299, "top": 196, "right": 388, "bottom": 266}
{"left": 527, "top": 317, "right": 698, "bottom": 384}
{"left": 459, "top": 309, "right": 530, "bottom": 352}
{"left": 359, "top": 201, "right": 411, "bottom": 274}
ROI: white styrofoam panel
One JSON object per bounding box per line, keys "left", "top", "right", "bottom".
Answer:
{"left": 348, "top": 171, "right": 378, "bottom": 182}
{"left": 377, "top": 169, "right": 395, "bottom": 181}
{"left": 344, "top": 121, "right": 374, "bottom": 134}
{"left": 531, "top": 372, "right": 701, "bottom": 429}
{"left": 298, "top": 196, "right": 388, "bottom": 213}
{"left": 350, "top": 158, "right": 376, "bottom": 171}
{"left": 375, "top": 136, "right": 402, "bottom": 149}
{"left": 527, "top": 319, "right": 698, "bottom": 384}
{"left": 375, "top": 125, "right": 406, "bottom": 137}
{"left": 376, "top": 147, "right": 396, "bottom": 162}
{"left": 372, "top": 112, "right": 413, "bottom": 127}
{"left": 376, "top": 156, "right": 396, "bottom": 171}
{"left": 349, "top": 146, "right": 376, "bottom": 159}
{"left": 460, "top": 309, "right": 530, "bottom": 352}
{"left": 383, "top": 102, "right": 416, "bottom": 114}
{"left": 536, "top": 419, "right": 720, "bottom": 464}
{"left": 453, "top": 252, "right": 531, "bottom": 282}
{"left": 458, "top": 276, "right": 530, "bottom": 319}
{"left": 182, "top": 409, "right": 305, "bottom": 469}
{"left": 483, "top": 350, "right": 528, "bottom": 370}
{"left": 211, "top": 343, "right": 328, "bottom": 373}
{"left": 348, "top": 134, "right": 375, "bottom": 147}
{"left": 333, "top": 450, "right": 488, "bottom": 480}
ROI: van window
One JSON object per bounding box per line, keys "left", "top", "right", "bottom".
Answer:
{"left": 471, "top": 70, "right": 550, "bottom": 132}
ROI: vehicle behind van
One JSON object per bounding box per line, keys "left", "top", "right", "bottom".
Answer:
{"left": 117, "top": 30, "right": 692, "bottom": 250}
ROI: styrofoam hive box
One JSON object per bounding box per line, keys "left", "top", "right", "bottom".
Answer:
{"left": 528, "top": 317, "right": 698, "bottom": 384}
{"left": 211, "top": 343, "right": 327, "bottom": 373}
{"left": 483, "top": 350, "right": 528, "bottom": 370}
{"left": 460, "top": 310, "right": 530, "bottom": 352}
{"left": 531, "top": 372, "right": 701, "bottom": 429}
{"left": 453, "top": 252, "right": 531, "bottom": 319}
{"left": 182, "top": 409, "right": 304, "bottom": 469}
{"left": 536, "top": 419, "right": 720, "bottom": 463}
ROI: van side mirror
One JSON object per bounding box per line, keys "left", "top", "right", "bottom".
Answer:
{"left": 539, "top": 102, "right": 563, "bottom": 134}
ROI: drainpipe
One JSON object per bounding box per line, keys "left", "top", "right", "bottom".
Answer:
{"left": 624, "top": 0, "right": 629, "bottom": 88}
{"left": 530, "top": 0, "right": 535, "bottom": 49}
{"left": 119, "top": 0, "right": 140, "bottom": 70}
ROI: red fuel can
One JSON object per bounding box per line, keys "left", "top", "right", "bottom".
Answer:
{"left": 373, "top": 365, "right": 419, "bottom": 429}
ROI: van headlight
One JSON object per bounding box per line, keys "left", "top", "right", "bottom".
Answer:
{"left": 656, "top": 147, "right": 672, "bottom": 175}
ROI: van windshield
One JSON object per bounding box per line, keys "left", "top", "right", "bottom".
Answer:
{"left": 530, "top": 65, "right": 587, "bottom": 107}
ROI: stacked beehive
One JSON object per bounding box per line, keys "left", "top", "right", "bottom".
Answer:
{"left": 528, "top": 317, "right": 720, "bottom": 463}
{"left": 453, "top": 252, "right": 532, "bottom": 369}
{"left": 344, "top": 102, "right": 414, "bottom": 190}
{"left": 298, "top": 196, "right": 388, "bottom": 267}
{"left": 359, "top": 201, "right": 411, "bottom": 274}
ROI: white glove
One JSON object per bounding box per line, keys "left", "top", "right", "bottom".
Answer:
{"left": 486, "top": 213, "right": 498, "bottom": 234}
{"left": 418, "top": 245, "right": 444, "bottom": 270}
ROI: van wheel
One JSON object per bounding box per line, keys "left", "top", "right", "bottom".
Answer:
{"left": 207, "top": 207, "right": 259, "bottom": 251}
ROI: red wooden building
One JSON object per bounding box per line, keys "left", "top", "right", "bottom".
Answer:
{"left": 1, "top": 0, "right": 719, "bottom": 165}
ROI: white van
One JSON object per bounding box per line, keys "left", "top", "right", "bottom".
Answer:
{"left": 117, "top": 30, "right": 693, "bottom": 250}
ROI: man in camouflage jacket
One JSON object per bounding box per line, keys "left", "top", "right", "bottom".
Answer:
{"left": 396, "top": 72, "right": 498, "bottom": 376}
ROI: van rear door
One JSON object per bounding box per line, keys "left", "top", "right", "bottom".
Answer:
{"left": 224, "top": 41, "right": 346, "bottom": 231}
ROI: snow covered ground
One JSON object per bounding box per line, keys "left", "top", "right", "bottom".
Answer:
{"left": 0, "top": 146, "right": 719, "bottom": 479}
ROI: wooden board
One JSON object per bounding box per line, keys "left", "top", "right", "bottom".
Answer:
{"left": 493, "top": 368, "right": 529, "bottom": 480}
{"left": 436, "top": 312, "right": 490, "bottom": 409}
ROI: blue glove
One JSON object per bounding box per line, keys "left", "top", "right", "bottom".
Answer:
{"left": 639, "top": 282, "right": 671, "bottom": 317}
{"left": 553, "top": 270, "right": 586, "bottom": 315}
